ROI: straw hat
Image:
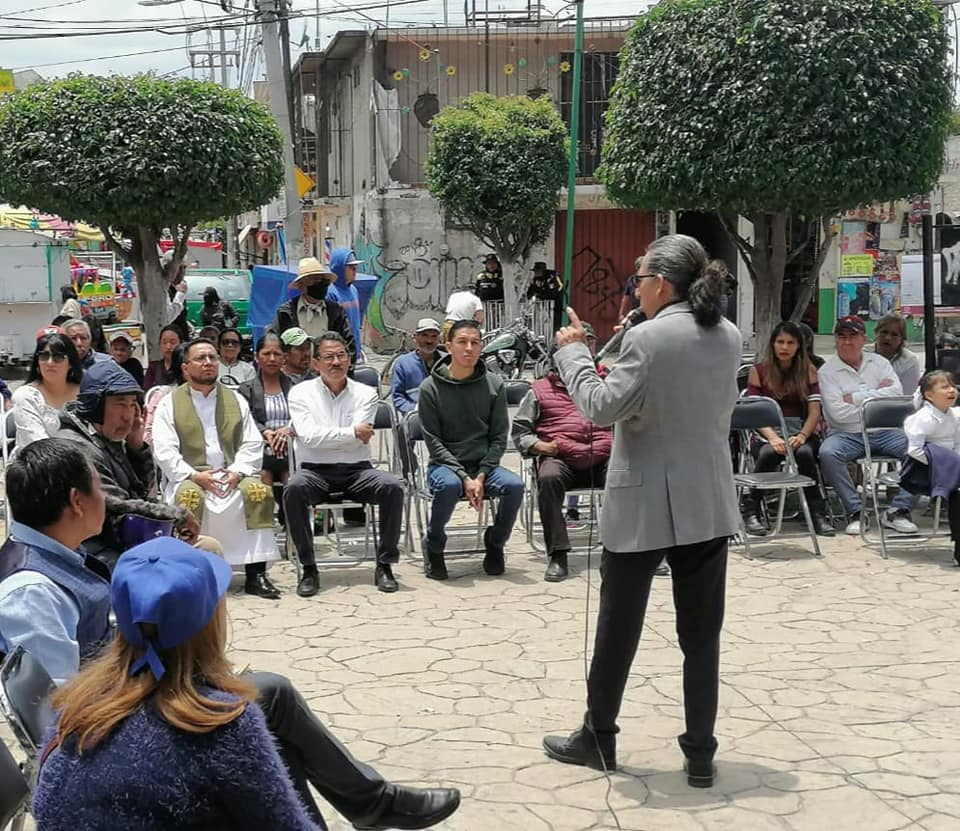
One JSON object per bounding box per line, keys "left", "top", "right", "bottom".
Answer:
{"left": 289, "top": 257, "right": 335, "bottom": 288}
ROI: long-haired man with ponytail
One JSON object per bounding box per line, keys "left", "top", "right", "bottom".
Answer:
{"left": 542, "top": 234, "right": 741, "bottom": 789}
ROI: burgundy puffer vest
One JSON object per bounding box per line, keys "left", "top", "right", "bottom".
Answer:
{"left": 532, "top": 373, "right": 612, "bottom": 469}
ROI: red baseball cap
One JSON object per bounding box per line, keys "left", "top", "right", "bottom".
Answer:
{"left": 834, "top": 315, "right": 865, "bottom": 335}
{"left": 35, "top": 325, "right": 64, "bottom": 340}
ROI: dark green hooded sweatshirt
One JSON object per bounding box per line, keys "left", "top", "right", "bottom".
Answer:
{"left": 417, "top": 354, "right": 508, "bottom": 480}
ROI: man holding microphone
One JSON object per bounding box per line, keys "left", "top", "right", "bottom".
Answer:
{"left": 541, "top": 235, "right": 741, "bottom": 789}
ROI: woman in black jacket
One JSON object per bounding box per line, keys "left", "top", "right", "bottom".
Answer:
{"left": 200, "top": 286, "right": 239, "bottom": 331}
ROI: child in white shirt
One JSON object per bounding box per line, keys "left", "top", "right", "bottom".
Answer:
{"left": 903, "top": 369, "right": 960, "bottom": 565}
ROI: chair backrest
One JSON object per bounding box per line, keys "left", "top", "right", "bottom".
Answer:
{"left": 504, "top": 379, "right": 531, "bottom": 406}
{"left": 404, "top": 410, "right": 424, "bottom": 444}
{"left": 937, "top": 349, "right": 960, "bottom": 376}
{"left": 0, "top": 646, "right": 56, "bottom": 752}
{"left": 0, "top": 740, "right": 28, "bottom": 830}
{"left": 373, "top": 399, "right": 395, "bottom": 431}
{"left": 860, "top": 396, "right": 914, "bottom": 431}
{"left": 2, "top": 408, "right": 14, "bottom": 467}
{"left": 736, "top": 364, "right": 752, "bottom": 392}
{"left": 353, "top": 365, "right": 380, "bottom": 391}
{"left": 730, "top": 396, "right": 787, "bottom": 433}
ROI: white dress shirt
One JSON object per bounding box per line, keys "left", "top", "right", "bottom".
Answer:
{"left": 868, "top": 344, "right": 922, "bottom": 394}
{"left": 904, "top": 400, "right": 960, "bottom": 461}
{"left": 818, "top": 351, "right": 903, "bottom": 434}
{"left": 288, "top": 377, "right": 378, "bottom": 465}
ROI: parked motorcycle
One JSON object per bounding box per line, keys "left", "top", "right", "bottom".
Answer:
{"left": 481, "top": 317, "right": 549, "bottom": 379}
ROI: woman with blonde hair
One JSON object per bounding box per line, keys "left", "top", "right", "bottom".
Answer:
{"left": 33, "top": 538, "right": 322, "bottom": 830}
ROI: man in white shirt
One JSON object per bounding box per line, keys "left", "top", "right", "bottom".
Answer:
{"left": 152, "top": 338, "right": 282, "bottom": 598}
{"left": 818, "top": 315, "right": 917, "bottom": 535}
{"left": 443, "top": 288, "right": 484, "bottom": 340}
{"left": 871, "top": 312, "right": 922, "bottom": 394}
{"left": 285, "top": 331, "right": 404, "bottom": 597}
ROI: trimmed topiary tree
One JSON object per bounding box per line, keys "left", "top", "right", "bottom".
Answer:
{"left": 0, "top": 74, "right": 284, "bottom": 350}
{"left": 599, "top": 0, "right": 951, "bottom": 343}
{"left": 426, "top": 92, "right": 568, "bottom": 321}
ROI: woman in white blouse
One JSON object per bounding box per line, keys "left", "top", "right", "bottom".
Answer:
{"left": 12, "top": 332, "right": 82, "bottom": 453}
{"left": 903, "top": 370, "right": 960, "bottom": 565}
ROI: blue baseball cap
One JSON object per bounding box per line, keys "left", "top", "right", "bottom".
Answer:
{"left": 111, "top": 538, "right": 233, "bottom": 681}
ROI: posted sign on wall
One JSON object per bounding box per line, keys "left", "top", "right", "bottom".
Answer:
{"left": 0, "top": 71, "right": 14, "bottom": 96}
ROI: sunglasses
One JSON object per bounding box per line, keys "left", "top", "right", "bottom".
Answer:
{"left": 37, "top": 351, "right": 67, "bottom": 363}
{"left": 220, "top": 339, "right": 241, "bottom": 346}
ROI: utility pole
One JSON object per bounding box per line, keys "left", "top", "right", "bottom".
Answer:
{"left": 258, "top": 0, "right": 304, "bottom": 265}
{"left": 560, "top": 0, "right": 585, "bottom": 322}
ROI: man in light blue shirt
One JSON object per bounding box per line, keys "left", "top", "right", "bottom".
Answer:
{"left": 390, "top": 318, "right": 442, "bottom": 414}
{"left": 0, "top": 439, "right": 109, "bottom": 685}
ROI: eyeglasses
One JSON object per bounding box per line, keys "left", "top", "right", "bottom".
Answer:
{"left": 190, "top": 354, "right": 219, "bottom": 364}
{"left": 220, "top": 339, "right": 241, "bottom": 346}
{"left": 318, "top": 352, "right": 349, "bottom": 364}
{"left": 37, "top": 351, "right": 67, "bottom": 363}
{"left": 635, "top": 273, "right": 658, "bottom": 282}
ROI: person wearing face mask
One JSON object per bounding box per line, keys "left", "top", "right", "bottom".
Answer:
{"left": 270, "top": 258, "right": 357, "bottom": 363}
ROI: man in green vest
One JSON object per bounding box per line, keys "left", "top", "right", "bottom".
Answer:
{"left": 151, "top": 338, "right": 282, "bottom": 598}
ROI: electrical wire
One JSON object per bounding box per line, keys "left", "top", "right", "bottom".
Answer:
{"left": 4, "top": 0, "right": 89, "bottom": 15}
{"left": 8, "top": 44, "right": 190, "bottom": 71}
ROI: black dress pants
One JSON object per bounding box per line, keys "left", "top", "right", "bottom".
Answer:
{"left": 251, "top": 672, "right": 391, "bottom": 829}
{"left": 586, "top": 537, "right": 728, "bottom": 763}
{"left": 284, "top": 462, "right": 404, "bottom": 566}
{"left": 536, "top": 457, "right": 606, "bottom": 554}
{"left": 750, "top": 439, "right": 823, "bottom": 506}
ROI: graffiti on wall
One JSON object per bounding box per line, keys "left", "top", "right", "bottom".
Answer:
{"left": 571, "top": 244, "right": 622, "bottom": 316}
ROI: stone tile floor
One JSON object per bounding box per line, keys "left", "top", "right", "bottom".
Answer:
{"left": 3, "top": 505, "right": 960, "bottom": 830}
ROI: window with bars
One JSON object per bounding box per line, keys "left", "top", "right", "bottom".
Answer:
{"left": 558, "top": 51, "right": 619, "bottom": 179}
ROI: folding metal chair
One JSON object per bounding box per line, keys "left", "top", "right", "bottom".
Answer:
{"left": 0, "top": 646, "right": 56, "bottom": 831}
{"left": 401, "top": 411, "right": 494, "bottom": 558}
{"left": 730, "top": 396, "right": 822, "bottom": 557}
{"left": 352, "top": 364, "right": 381, "bottom": 392}
{"left": 1, "top": 408, "right": 15, "bottom": 528}
{"left": 504, "top": 379, "right": 531, "bottom": 406}
{"left": 858, "top": 396, "right": 917, "bottom": 558}
{"left": 521, "top": 455, "right": 603, "bottom": 556}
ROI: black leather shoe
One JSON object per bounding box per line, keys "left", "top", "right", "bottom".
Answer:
{"left": 744, "top": 512, "right": 767, "bottom": 536}
{"left": 812, "top": 512, "right": 835, "bottom": 537}
{"left": 353, "top": 785, "right": 461, "bottom": 830}
{"left": 542, "top": 725, "right": 616, "bottom": 771}
{"left": 296, "top": 567, "right": 320, "bottom": 598}
{"left": 544, "top": 552, "right": 568, "bottom": 582}
{"left": 244, "top": 573, "right": 281, "bottom": 599}
{"left": 482, "top": 527, "right": 505, "bottom": 575}
{"left": 375, "top": 564, "right": 399, "bottom": 593}
{"left": 424, "top": 552, "right": 448, "bottom": 580}
{"left": 684, "top": 758, "right": 716, "bottom": 788}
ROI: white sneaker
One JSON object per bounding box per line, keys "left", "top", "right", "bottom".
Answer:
{"left": 844, "top": 519, "right": 862, "bottom": 535}
{"left": 883, "top": 510, "right": 919, "bottom": 535}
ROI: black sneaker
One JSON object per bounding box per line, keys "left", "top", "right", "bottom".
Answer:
{"left": 482, "top": 527, "right": 505, "bottom": 575}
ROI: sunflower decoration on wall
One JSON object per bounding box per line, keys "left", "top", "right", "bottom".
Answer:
{"left": 559, "top": 60, "right": 572, "bottom": 73}
{"left": 445, "top": 65, "right": 457, "bottom": 76}
{"left": 419, "top": 49, "right": 432, "bottom": 62}
{"left": 392, "top": 70, "right": 405, "bottom": 82}
{"left": 504, "top": 63, "right": 515, "bottom": 75}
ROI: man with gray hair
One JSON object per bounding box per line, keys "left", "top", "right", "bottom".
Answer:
{"left": 61, "top": 319, "right": 111, "bottom": 370}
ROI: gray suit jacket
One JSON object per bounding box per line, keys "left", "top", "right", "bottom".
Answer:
{"left": 555, "top": 302, "right": 741, "bottom": 553}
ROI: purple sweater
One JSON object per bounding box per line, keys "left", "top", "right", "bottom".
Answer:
{"left": 33, "top": 691, "right": 319, "bottom": 831}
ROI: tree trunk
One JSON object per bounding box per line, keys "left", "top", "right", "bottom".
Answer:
{"left": 136, "top": 227, "right": 168, "bottom": 360}
{"left": 498, "top": 254, "right": 528, "bottom": 325}
{"left": 749, "top": 212, "right": 788, "bottom": 352}
{"left": 789, "top": 216, "right": 836, "bottom": 323}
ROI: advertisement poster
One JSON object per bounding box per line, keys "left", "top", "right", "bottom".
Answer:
{"left": 900, "top": 254, "right": 942, "bottom": 314}
{"left": 840, "top": 221, "right": 880, "bottom": 277}
{"left": 836, "top": 278, "right": 871, "bottom": 319}
{"left": 869, "top": 253, "right": 901, "bottom": 320}
{"left": 940, "top": 225, "right": 960, "bottom": 309}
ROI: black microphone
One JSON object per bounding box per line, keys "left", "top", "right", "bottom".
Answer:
{"left": 596, "top": 308, "right": 645, "bottom": 361}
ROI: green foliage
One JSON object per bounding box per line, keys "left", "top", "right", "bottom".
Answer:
{"left": 950, "top": 111, "right": 960, "bottom": 136}
{"left": 599, "top": 0, "right": 952, "bottom": 215}
{"left": 0, "top": 75, "right": 284, "bottom": 228}
{"left": 425, "top": 93, "right": 568, "bottom": 258}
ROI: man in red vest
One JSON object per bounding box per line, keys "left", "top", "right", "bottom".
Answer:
{"left": 511, "top": 341, "right": 612, "bottom": 581}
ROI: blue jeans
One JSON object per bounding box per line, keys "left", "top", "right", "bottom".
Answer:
{"left": 426, "top": 464, "right": 524, "bottom": 553}
{"left": 819, "top": 429, "right": 915, "bottom": 516}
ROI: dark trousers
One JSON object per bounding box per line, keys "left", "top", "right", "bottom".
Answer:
{"left": 251, "top": 672, "right": 389, "bottom": 829}
{"left": 586, "top": 537, "right": 728, "bottom": 763}
{"left": 536, "top": 457, "right": 606, "bottom": 554}
{"left": 750, "top": 439, "right": 823, "bottom": 507}
{"left": 947, "top": 491, "right": 960, "bottom": 543}
{"left": 284, "top": 462, "right": 404, "bottom": 566}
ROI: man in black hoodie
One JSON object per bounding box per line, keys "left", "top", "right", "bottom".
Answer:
{"left": 269, "top": 257, "right": 357, "bottom": 363}
{"left": 417, "top": 319, "right": 524, "bottom": 579}
{"left": 56, "top": 360, "right": 200, "bottom": 569}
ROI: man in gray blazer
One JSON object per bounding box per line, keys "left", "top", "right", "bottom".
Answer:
{"left": 542, "top": 234, "right": 741, "bottom": 789}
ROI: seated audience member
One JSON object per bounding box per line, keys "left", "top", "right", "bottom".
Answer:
{"left": 239, "top": 332, "right": 295, "bottom": 491}
{"left": 281, "top": 327, "right": 317, "bottom": 383}
{"left": 152, "top": 338, "right": 282, "bottom": 599}
{"left": 143, "top": 343, "right": 186, "bottom": 446}
{"left": 744, "top": 321, "right": 834, "bottom": 537}
{"left": 57, "top": 362, "right": 202, "bottom": 569}
{"left": 797, "top": 322, "right": 825, "bottom": 369}
{"left": 442, "top": 288, "right": 484, "bottom": 342}
{"left": 12, "top": 331, "right": 82, "bottom": 454}
{"left": 285, "top": 332, "right": 405, "bottom": 596}
{"left": 818, "top": 315, "right": 917, "bottom": 535}
{"left": 512, "top": 352, "right": 612, "bottom": 581}
{"left": 417, "top": 320, "right": 524, "bottom": 579}
{"left": 107, "top": 331, "right": 144, "bottom": 387}
{"left": 270, "top": 258, "right": 356, "bottom": 362}
{"left": 218, "top": 326, "right": 257, "bottom": 385}
{"left": 0, "top": 455, "right": 458, "bottom": 831}
{"left": 900, "top": 370, "right": 960, "bottom": 566}
{"left": 872, "top": 312, "right": 921, "bottom": 394}
{"left": 143, "top": 324, "right": 184, "bottom": 391}
{"left": 391, "top": 318, "right": 442, "bottom": 415}
{"left": 62, "top": 318, "right": 111, "bottom": 369}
